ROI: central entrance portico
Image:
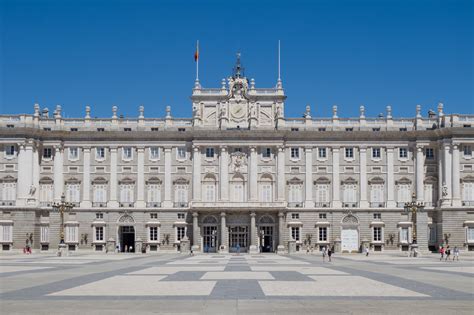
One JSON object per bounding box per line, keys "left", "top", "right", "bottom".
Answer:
{"left": 229, "top": 225, "right": 248, "bottom": 252}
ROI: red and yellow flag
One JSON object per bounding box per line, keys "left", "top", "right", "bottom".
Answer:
{"left": 194, "top": 41, "right": 199, "bottom": 62}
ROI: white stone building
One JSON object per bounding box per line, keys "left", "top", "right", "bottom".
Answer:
{"left": 1, "top": 57, "right": 474, "bottom": 254}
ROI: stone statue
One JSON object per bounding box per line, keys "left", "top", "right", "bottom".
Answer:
{"left": 250, "top": 103, "right": 256, "bottom": 118}
{"left": 276, "top": 103, "right": 283, "bottom": 118}
{"left": 220, "top": 106, "right": 227, "bottom": 119}
{"left": 442, "top": 184, "right": 448, "bottom": 198}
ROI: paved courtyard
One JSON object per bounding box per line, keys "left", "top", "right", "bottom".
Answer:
{"left": 0, "top": 252, "right": 473, "bottom": 314}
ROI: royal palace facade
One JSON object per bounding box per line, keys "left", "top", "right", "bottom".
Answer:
{"left": 1, "top": 60, "right": 474, "bottom": 254}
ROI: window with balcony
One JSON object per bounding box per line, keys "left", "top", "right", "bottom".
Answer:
{"left": 288, "top": 184, "right": 303, "bottom": 207}
{"left": 424, "top": 180, "right": 437, "bottom": 207}
{"left": 39, "top": 183, "right": 53, "bottom": 206}
{"left": 396, "top": 179, "right": 412, "bottom": 207}
{"left": 119, "top": 184, "right": 135, "bottom": 205}
{"left": 462, "top": 182, "right": 474, "bottom": 206}
{"left": 93, "top": 184, "right": 107, "bottom": 204}
{"left": 370, "top": 182, "right": 385, "bottom": 208}
{"left": 315, "top": 183, "right": 330, "bottom": 207}
{"left": 1, "top": 182, "right": 16, "bottom": 203}
{"left": 342, "top": 182, "right": 357, "bottom": 207}
{"left": 147, "top": 183, "right": 161, "bottom": 207}
{"left": 174, "top": 183, "right": 188, "bottom": 207}
{"left": 259, "top": 184, "right": 272, "bottom": 202}
{"left": 0, "top": 224, "right": 12, "bottom": 243}
{"left": 204, "top": 184, "right": 216, "bottom": 202}
{"left": 464, "top": 145, "right": 472, "bottom": 157}
{"left": 65, "top": 184, "right": 80, "bottom": 204}
{"left": 230, "top": 175, "right": 245, "bottom": 202}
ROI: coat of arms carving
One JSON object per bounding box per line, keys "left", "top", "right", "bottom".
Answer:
{"left": 229, "top": 151, "right": 248, "bottom": 174}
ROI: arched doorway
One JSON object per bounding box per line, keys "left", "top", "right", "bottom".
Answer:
{"left": 202, "top": 215, "right": 218, "bottom": 253}
{"left": 341, "top": 214, "right": 359, "bottom": 253}
{"left": 258, "top": 215, "right": 275, "bottom": 253}
{"left": 118, "top": 214, "right": 135, "bottom": 252}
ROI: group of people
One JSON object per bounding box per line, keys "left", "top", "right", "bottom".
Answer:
{"left": 439, "top": 245, "right": 460, "bottom": 261}
{"left": 321, "top": 246, "right": 333, "bottom": 262}
{"left": 115, "top": 244, "right": 134, "bottom": 253}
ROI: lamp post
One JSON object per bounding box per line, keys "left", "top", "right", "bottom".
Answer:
{"left": 404, "top": 193, "right": 424, "bottom": 255}
{"left": 52, "top": 193, "right": 74, "bottom": 254}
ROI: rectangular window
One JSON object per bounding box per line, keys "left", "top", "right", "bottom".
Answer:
{"left": 151, "top": 127, "right": 159, "bottom": 131}
{"left": 65, "top": 184, "right": 80, "bottom": 203}
{"left": 372, "top": 148, "right": 381, "bottom": 159}
{"left": 65, "top": 225, "right": 78, "bottom": 243}
{"left": 0, "top": 224, "right": 12, "bottom": 242}
{"left": 5, "top": 145, "right": 15, "bottom": 157}
{"left": 262, "top": 148, "right": 272, "bottom": 158}
{"left": 204, "top": 184, "right": 216, "bottom": 202}
{"left": 288, "top": 185, "right": 302, "bottom": 203}
{"left": 147, "top": 185, "right": 161, "bottom": 203}
{"left": 124, "top": 128, "right": 132, "bottom": 132}
{"left": 370, "top": 184, "right": 384, "bottom": 203}
{"left": 398, "top": 185, "right": 411, "bottom": 203}
{"left": 177, "top": 213, "right": 185, "bottom": 219}
{"left": 319, "top": 227, "right": 327, "bottom": 242}
{"left": 234, "top": 147, "right": 242, "bottom": 153}
{"left": 97, "top": 128, "right": 105, "bottom": 132}
{"left": 177, "top": 147, "right": 186, "bottom": 160}
{"left": 96, "top": 147, "right": 105, "bottom": 160}
{"left": 68, "top": 148, "right": 79, "bottom": 160}
{"left": 291, "top": 213, "right": 300, "bottom": 220}
{"left": 150, "top": 147, "right": 159, "bottom": 160}
{"left": 96, "top": 213, "right": 104, "bottom": 219}
{"left": 39, "top": 184, "right": 53, "bottom": 203}
{"left": 206, "top": 147, "right": 215, "bottom": 158}
{"left": 93, "top": 185, "right": 107, "bottom": 203}
{"left": 343, "top": 184, "right": 357, "bottom": 203}
{"left": 318, "top": 148, "right": 327, "bottom": 159}
{"left": 290, "top": 148, "right": 300, "bottom": 159}
{"left": 318, "top": 128, "right": 326, "bottom": 132}
{"left": 316, "top": 185, "right": 329, "bottom": 204}
{"left": 319, "top": 213, "right": 327, "bottom": 219}
{"left": 400, "top": 228, "right": 409, "bottom": 243}
{"left": 150, "top": 213, "right": 158, "bottom": 219}
{"left": 95, "top": 226, "right": 104, "bottom": 242}
{"left": 43, "top": 148, "right": 52, "bottom": 159}
{"left": 372, "top": 128, "right": 380, "bottom": 132}
{"left": 425, "top": 148, "right": 435, "bottom": 160}
{"left": 345, "top": 128, "right": 353, "bottom": 132}
{"left": 119, "top": 184, "right": 134, "bottom": 203}
{"left": 291, "top": 227, "right": 300, "bottom": 241}
{"left": 122, "top": 147, "right": 133, "bottom": 160}
{"left": 70, "top": 128, "right": 78, "bottom": 132}
{"left": 40, "top": 226, "right": 49, "bottom": 243}
{"left": 373, "top": 227, "right": 382, "bottom": 242}
{"left": 177, "top": 226, "right": 186, "bottom": 241}
{"left": 149, "top": 226, "right": 158, "bottom": 241}
{"left": 399, "top": 148, "right": 408, "bottom": 159}
{"left": 2, "top": 182, "right": 17, "bottom": 201}
{"left": 232, "top": 183, "right": 244, "bottom": 202}
{"left": 467, "top": 227, "right": 474, "bottom": 242}
{"left": 260, "top": 184, "right": 272, "bottom": 202}
{"left": 463, "top": 182, "right": 474, "bottom": 202}
{"left": 373, "top": 213, "right": 382, "bottom": 220}
{"left": 345, "top": 147, "right": 354, "bottom": 159}
{"left": 464, "top": 145, "right": 472, "bottom": 157}
{"left": 175, "top": 185, "right": 188, "bottom": 203}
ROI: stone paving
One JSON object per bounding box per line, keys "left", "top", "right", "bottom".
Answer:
{"left": 0, "top": 252, "right": 473, "bottom": 314}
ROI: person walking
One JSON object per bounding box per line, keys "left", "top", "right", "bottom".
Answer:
{"left": 125, "top": 245, "right": 128, "bottom": 253}
{"left": 445, "top": 246, "right": 451, "bottom": 261}
{"left": 365, "top": 246, "right": 369, "bottom": 257}
{"left": 453, "top": 246, "right": 459, "bottom": 261}
{"left": 322, "top": 246, "right": 327, "bottom": 262}
{"left": 328, "top": 247, "right": 332, "bottom": 262}
{"left": 439, "top": 246, "right": 445, "bottom": 261}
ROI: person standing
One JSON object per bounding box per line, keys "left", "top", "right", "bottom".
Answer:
{"left": 453, "top": 246, "right": 459, "bottom": 261}
{"left": 328, "top": 247, "right": 332, "bottom": 262}
{"left": 439, "top": 246, "right": 445, "bottom": 261}
{"left": 445, "top": 246, "right": 451, "bottom": 261}
{"left": 125, "top": 245, "right": 128, "bottom": 253}
{"left": 365, "top": 246, "right": 369, "bottom": 257}
{"left": 322, "top": 246, "right": 327, "bottom": 262}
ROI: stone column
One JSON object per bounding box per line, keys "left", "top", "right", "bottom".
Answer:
{"left": 452, "top": 144, "right": 461, "bottom": 207}
{"left": 249, "top": 212, "right": 258, "bottom": 253}
{"left": 17, "top": 143, "right": 34, "bottom": 205}
{"left": 332, "top": 147, "right": 341, "bottom": 207}
{"left": 192, "top": 212, "right": 200, "bottom": 251}
{"left": 359, "top": 146, "right": 368, "bottom": 208}
{"left": 277, "top": 211, "right": 285, "bottom": 252}
{"left": 192, "top": 145, "right": 201, "bottom": 201}
{"left": 108, "top": 147, "right": 118, "bottom": 207}
{"left": 163, "top": 147, "right": 172, "bottom": 208}
{"left": 32, "top": 144, "right": 40, "bottom": 204}
{"left": 81, "top": 147, "right": 91, "bottom": 208}
{"left": 277, "top": 146, "right": 285, "bottom": 201}
{"left": 220, "top": 212, "right": 227, "bottom": 252}
{"left": 136, "top": 147, "right": 145, "bottom": 207}
{"left": 415, "top": 145, "right": 425, "bottom": 202}
{"left": 219, "top": 146, "right": 229, "bottom": 201}
{"left": 438, "top": 145, "right": 444, "bottom": 207}
{"left": 442, "top": 142, "right": 452, "bottom": 205}
{"left": 53, "top": 145, "right": 64, "bottom": 202}
{"left": 386, "top": 147, "right": 396, "bottom": 207}
{"left": 304, "top": 147, "right": 313, "bottom": 208}
{"left": 249, "top": 146, "right": 258, "bottom": 201}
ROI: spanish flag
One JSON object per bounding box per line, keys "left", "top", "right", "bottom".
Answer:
{"left": 194, "top": 40, "right": 199, "bottom": 62}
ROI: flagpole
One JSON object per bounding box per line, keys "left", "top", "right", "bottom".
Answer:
{"left": 196, "top": 40, "right": 199, "bottom": 81}
{"left": 278, "top": 40, "right": 281, "bottom": 81}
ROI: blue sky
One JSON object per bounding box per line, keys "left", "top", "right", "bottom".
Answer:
{"left": 0, "top": 0, "right": 472, "bottom": 118}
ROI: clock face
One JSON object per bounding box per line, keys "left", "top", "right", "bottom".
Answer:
{"left": 231, "top": 104, "right": 245, "bottom": 119}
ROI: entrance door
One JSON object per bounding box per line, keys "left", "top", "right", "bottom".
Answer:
{"left": 203, "top": 226, "right": 218, "bottom": 253}
{"left": 259, "top": 226, "right": 274, "bottom": 252}
{"left": 229, "top": 226, "right": 248, "bottom": 252}
{"left": 341, "top": 228, "right": 359, "bottom": 253}
{"left": 119, "top": 226, "right": 135, "bottom": 252}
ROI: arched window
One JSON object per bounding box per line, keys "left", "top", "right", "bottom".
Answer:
{"left": 202, "top": 174, "right": 217, "bottom": 202}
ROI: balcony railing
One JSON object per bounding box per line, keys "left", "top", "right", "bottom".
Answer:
{"left": 287, "top": 202, "right": 304, "bottom": 208}
{"left": 370, "top": 202, "right": 386, "bottom": 208}
{"left": 146, "top": 202, "right": 162, "bottom": 208}
{"left": 462, "top": 201, "right": 474, "bottom": 206}
{"left": 424, "top": 202, "right": 434, "bottom": 207}
{"left": 314, "top": 202, "right": 331, "bottom": 208}
{"left": 174, "top": 202, "right": 189, "bottom": 208}
{"left": 0, "top": 200, "right": 16, "bottom": 206}
{"left": 92, "top": 202, "right": 107, "bottom": 208}
{"left": 40, "top": 202, "right": 52, "bottom": 207}
{"left": 119, "top": 202, "right": 135, "bottom": 208}
{"left": 343, "top": 202, "right": 358, "bottom": 208}
{"left": 397, "top": 202, "right": 407, "bottom": 208}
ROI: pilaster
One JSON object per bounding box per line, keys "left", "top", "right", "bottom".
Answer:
{"left": 249, "top": 146, "right": 258, "bottom": 201}
{"left": 442, "top": 142, "right": 452, "bottom": 206}
{"left": 219, "top": 146, "right": 229, "bottom": 201}
{"left": 304, "top": 147, "right": 313, "bottom": 208}
{"left": 332, "top": 147, "right": 341, "bottom": 207}
{"left": 192, "top": 212, "right": 200, "bottom": 251}
{"left": 359, "top": 146, "right": 368, "bottom": 208}
{"left": 220, "top": 212, "right": 227, "bottom": 253}
{"left": 53, "top": 144, "right": 64, "bottom": 202}
{"left": 108, "top": 146, "right": 118, "bottom": 207}
{"left": 81, "top": 146, "right": 91, "bottom": 208}
{"left": 163, "top": 147, "right": 172, "bottom": 208}
{"left": 136, "top": 147, "right": 146, "bottom": 207}
{"left": 277, "top": 146, "right": 285, "bottom": 201}
{"left": 415, "top": 144, "right": 425, "bottom": 202}
{"left": 249, "top": 212, "right": 258, "bottom": 253}
{"left": 452, "top": 144, "right": 461, "bottom": 206}
{"left": 386, "top": 147, "right": 396, "bottom": 207}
